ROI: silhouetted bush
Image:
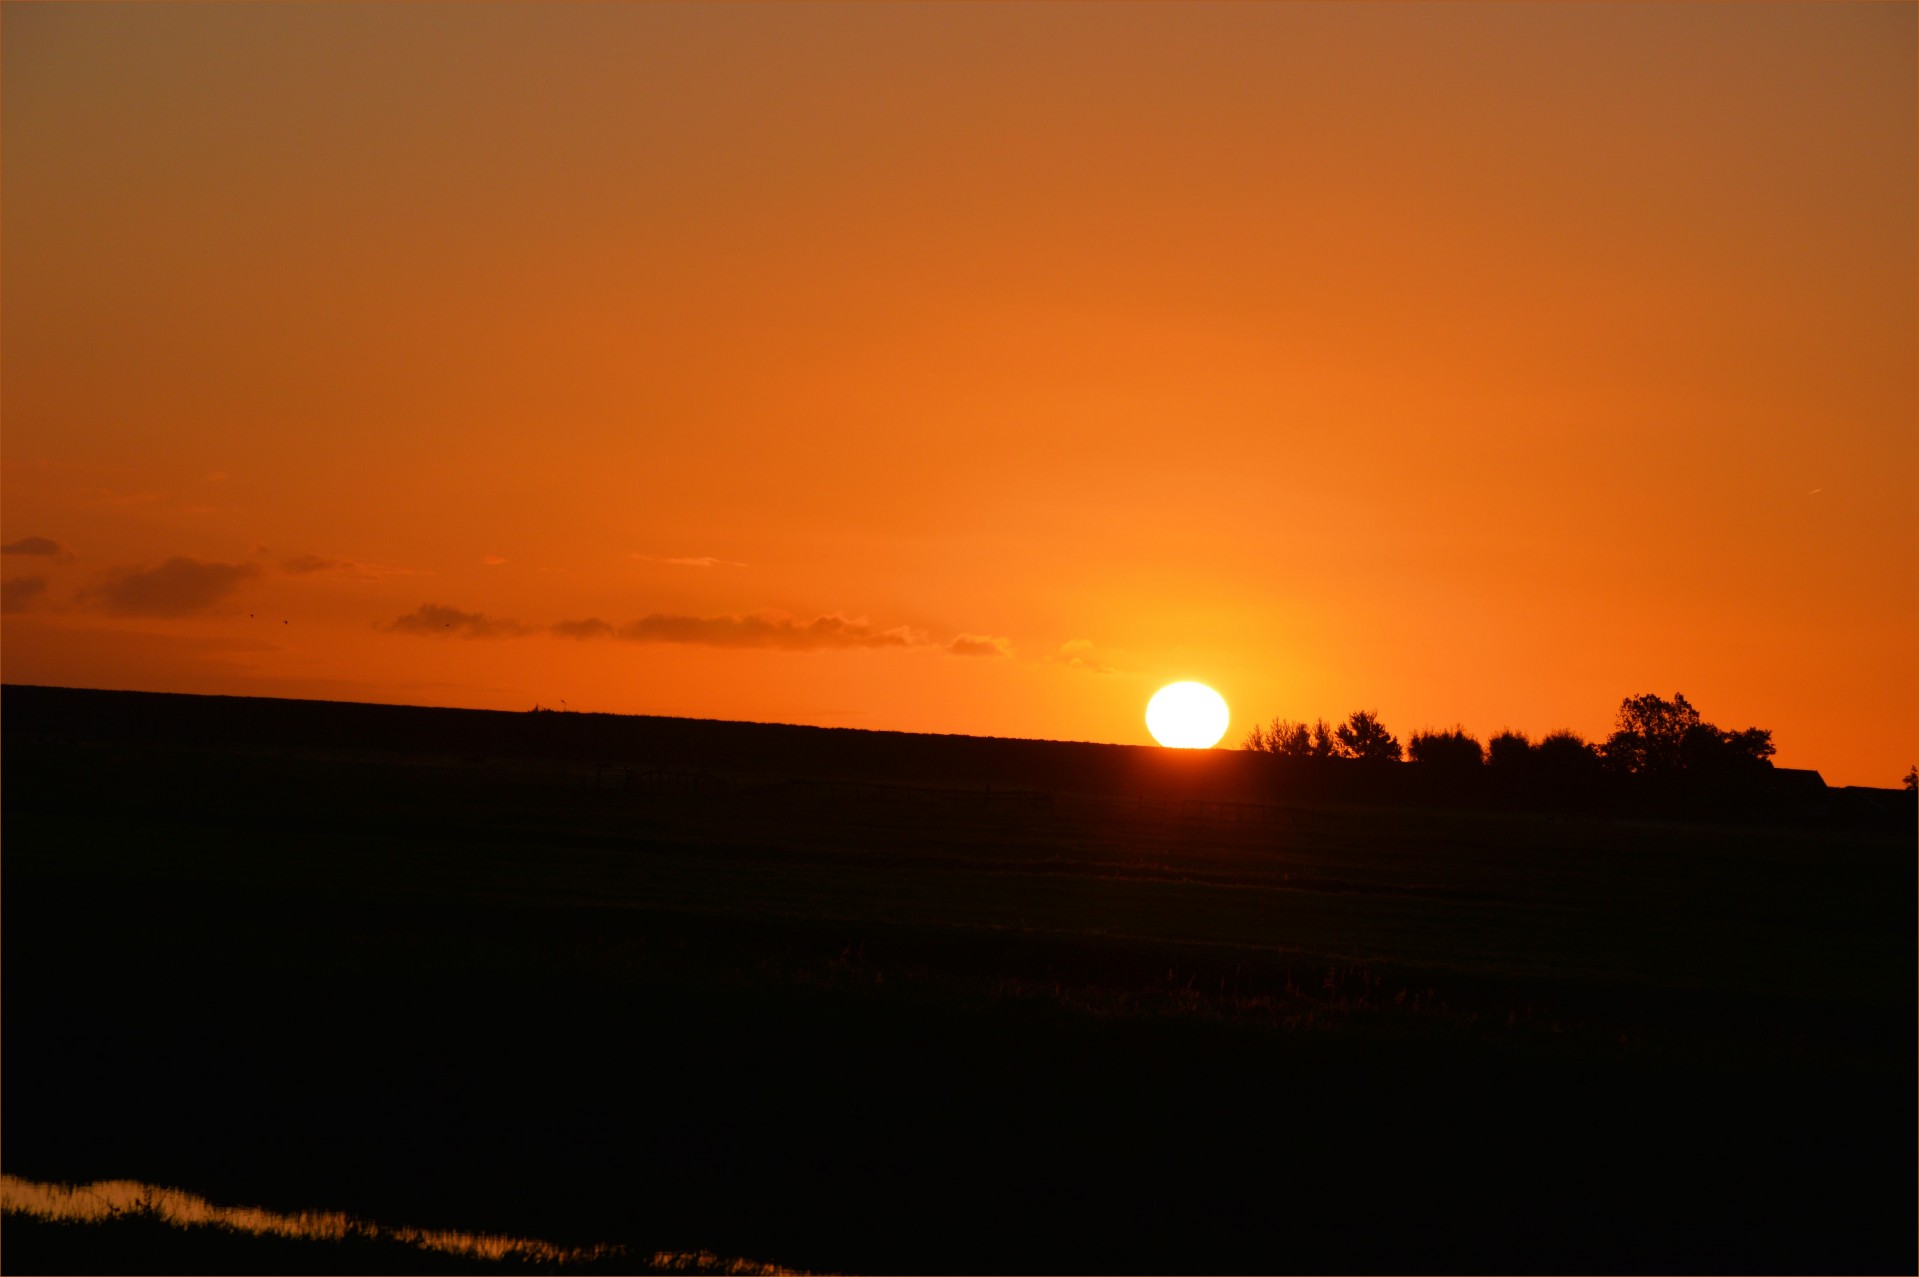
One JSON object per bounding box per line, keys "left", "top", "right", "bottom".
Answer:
{"left": 1244, "top": 718, "right": 1338, "bottom": 757}
{"left": 1534, "top": 729, "right": 1599, "bottom": 772}
{"left": 1486, "top": 730, "right": 1534, "bottom": 769}
{"left": 1243, "top": 718, "right": 1309, "bottom": 756}
{"left": 1242, "top": 720, "right": 1278, "bottom": 753}
{"left": 1407, "top": 727, "right": 1483, "bottom": 769}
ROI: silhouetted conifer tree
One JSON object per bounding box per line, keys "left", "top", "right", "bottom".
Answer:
{"left": 1335, "top": 710, "right": 1400, "bottom": 762}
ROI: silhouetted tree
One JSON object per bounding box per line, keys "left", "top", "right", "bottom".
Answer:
{"left": 1602, "top": 692, "right": 1702, "bottom": 774}
{"left": 1335, "top": 710, "right": 1400, "bottom": 762}
{"left": 1486, "top": 730, "right": 1534, "bottom": 769}
{"left": 1407, "top": 726, "right": 1483, "bottom": 769}
{"left": 1602, "top": 692, "right": 1772, "bottom": 779}
{"left": 1680, "top": 723, "right": 1775, "bottom": 779}
{"left": 1308, "top": 718, "right": 1337, "bottom": 758}
{"left": 1904, "top": 765, "right": 1917, "bottom": 793}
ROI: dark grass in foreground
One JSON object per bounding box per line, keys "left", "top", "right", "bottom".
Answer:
{"left": 4, "top": 686, "right": 1913, "bottom": 1273}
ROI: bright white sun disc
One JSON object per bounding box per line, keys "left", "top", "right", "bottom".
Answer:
{"left": 1145, "top": 682, "right": 1230, "bottom": 749}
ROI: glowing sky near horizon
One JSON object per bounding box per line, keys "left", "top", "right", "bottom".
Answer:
{"left": 2, "top": 3, "right": 1913, "bottom": 784}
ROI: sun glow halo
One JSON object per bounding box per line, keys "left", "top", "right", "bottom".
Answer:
{"left": 1145, "top": 682, "right": 1230, "bottom": 749}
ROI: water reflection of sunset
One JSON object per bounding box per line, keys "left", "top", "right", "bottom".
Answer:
{"left": 0, "top": 1174, "right": 796, "bottom": 1275}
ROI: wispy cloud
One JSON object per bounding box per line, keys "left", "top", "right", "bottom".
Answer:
{"left": 616, "top": 613, "right": 925, "bottom": 650}
{"left": 406, "top": 603, "right": 990, "bottom": 654}
{"left": 552, "top": 611, "right": 955, "bottom": 651}
{"left": 481, "top": 555, "right": 509, "bottom": 567}
{"left": 2, "top": 576, "right": 49, "bottom": 614}
{"left": 84, "top": 558, "right": 262, "bottom": 617}
{"left": 551, "top": 617, "right": 616, "bottom": 640}
{"left": 3, "top": 537, "right": 72, "bottom": 560}
{"left": 383, "top": 604, "right": 530, "bottom": 639}
{"left": 71, "top": 486, "right": 168, "bottom": 508}
{"left": 281, "top": 554, "right": 349, "bottom": 575}
{"left": 1054, "top": 638, "right": 1124, "bottom": 675}
{"left": 949, "top": 633, "right": 1012, "bottom": 657}
{"left": 631, "top": 554, "right": 747, "bottom": 569}
{"left": 279, "top": 554, "right": 416, "bottom": 580}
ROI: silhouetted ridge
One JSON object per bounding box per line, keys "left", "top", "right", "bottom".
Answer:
{"left": 4, "top": 684, "right": 1908, "bottom": 827}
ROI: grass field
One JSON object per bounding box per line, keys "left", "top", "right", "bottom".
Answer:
{"left": 3, "top": 686, "right": 1912, "bottom": 1272}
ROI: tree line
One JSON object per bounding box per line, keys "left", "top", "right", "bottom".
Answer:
{"left": 1243, "top": 692, "right": 1779, "bottom": 779}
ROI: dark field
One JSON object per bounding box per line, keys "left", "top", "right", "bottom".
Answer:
{"left": 3, "top": 685, "right": 1913, "bottom": 1273}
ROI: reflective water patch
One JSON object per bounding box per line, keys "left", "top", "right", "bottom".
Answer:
{"left": 0, "top": 1174, "right": 801, "bottom": 1274}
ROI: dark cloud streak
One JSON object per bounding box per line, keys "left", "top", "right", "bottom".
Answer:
{"left": 403, "top": 605, "right": 989, "bottom": 654}
{"left": 85, "top": 558, "right": 261, "bottom": 617}
{"left": 551, "top": 617, "right": 616, "bottom": 640}
{"left": 571, "top": 612, "right": 928, "bottom": 650}
{"left": 279, "top": 554, "right": 414, "bottom": 580}
{"left": 551, "top": 612, "right": 1014, "bottom": 653}
{"left": 948, "top": 634, "right": 1011, "bottom": 657}
{"left": 280, "top": 554, "right": 347, "bottom": 575}
{"left": 3, "top": 537, "right": 71, "bottom": 559}
{"left": 383, "top": 604, "right": 529, "bottom": 639}
{"left": 2, "top": 576, "right": 50, "bottom": 613}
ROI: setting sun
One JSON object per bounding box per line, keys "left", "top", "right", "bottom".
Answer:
{"left": 1145, "top": 682, "right": 1230, "bottom": 749}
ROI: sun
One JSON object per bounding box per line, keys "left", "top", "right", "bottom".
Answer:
{"left": 1145, "top": 682, "right": 1230, "bottom": 749}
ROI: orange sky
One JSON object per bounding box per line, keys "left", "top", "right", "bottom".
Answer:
{"left": 4, "top": 4, "right": 1914, "bottom": 785}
